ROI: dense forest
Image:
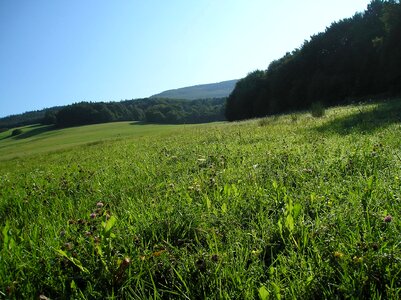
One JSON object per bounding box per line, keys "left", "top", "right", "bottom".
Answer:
{"left": 53, "top": 98, "right": 225, "bottom": 127}
{"left": 226, "top": 0, "right": 401, "bottom": 121}
{"left": 0, "top": 98, "right": 226, "bottom": 129}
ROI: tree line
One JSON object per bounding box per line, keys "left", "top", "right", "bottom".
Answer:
{"left": 225, "top": 0, "right": 401, "bottom": 121}
{"left": 0, "top": 98, "right": 226, "bottom": 129}
{"left": 45, "top": 98, "right": 226, "bottom": 127}
{"left": 0, "top": 107, "right": 61, "bottom": 131}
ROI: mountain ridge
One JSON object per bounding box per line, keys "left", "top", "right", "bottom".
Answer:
{"left": 150, "top": 79, "right": 238, "bottom": 100}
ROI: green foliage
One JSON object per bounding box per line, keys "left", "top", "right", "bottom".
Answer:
{"left": 225, "top": 70, "right": 266, "bottom": 121}
{"left": 1, "top": 100, "right": 401, "bottom": 298}
{"left": 0, "top": 98, "right": 226, "bottom": 129}
{"left": 0, "top": 107, "right": 62, "bottom": 129}
{"left": 226, "top": 0, "right": 401, "bottom": 121}
{"left": 54, "top": 98, "right": 226, "bottom": 128}
{"left": 55, "top": 103, "right": 115, "bottom": 127}
{"left": 41, "top": 111, "right": 57, "bottom": 125}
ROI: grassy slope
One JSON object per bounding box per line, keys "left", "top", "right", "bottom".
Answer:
{"left": 0, "top": 122, "right": 191, "bottom": 161}
{"left": 1, "top": 99, "right": 401, "bottom": 299}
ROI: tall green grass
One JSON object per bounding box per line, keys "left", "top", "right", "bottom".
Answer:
{"left": 1, "top": 99, "right": 401, "bottom": 298}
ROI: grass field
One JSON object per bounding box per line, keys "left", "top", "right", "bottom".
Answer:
{"left": 0, "top": 122, "right": 192, "bottom": 161}
{"left": 1, "top": 99, "right": 401, "bottom": 299}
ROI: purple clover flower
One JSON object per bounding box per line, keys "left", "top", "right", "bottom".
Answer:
{"left": 384, "top": 215, "right": 393, "bottom": 223}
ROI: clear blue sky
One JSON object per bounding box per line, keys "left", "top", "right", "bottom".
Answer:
{"left": 0, "top": 0, "right": 371, "bottom": 117}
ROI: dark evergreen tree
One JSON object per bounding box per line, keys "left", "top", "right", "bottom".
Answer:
{"left": 41, "top": 110, "right": 57, "bottom": 125}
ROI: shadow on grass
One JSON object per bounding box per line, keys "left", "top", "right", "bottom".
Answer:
{"left": 26, "top": 124, "right": 44, "bottom": 129}
{"left": 13, "top": 125, "right": 55, "bottom": 140}
{"left": 0, "top": 124, "right": 56, "bottom": 141}
{"left": 315, "top": 99, "right": 401, "bottom": 135}
{"left": 129, "top": 121, "right": 181, "bottom": 126}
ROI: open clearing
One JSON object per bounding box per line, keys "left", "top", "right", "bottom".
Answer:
{"left": 1, "top": 100, "right": 401, "bottom": 299}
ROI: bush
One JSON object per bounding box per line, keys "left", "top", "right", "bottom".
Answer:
{"left": 311, "top": 102, "right": 325, "bottom": 118}
{"left": 11, "top": 128, "right": 23, "bottom": 136}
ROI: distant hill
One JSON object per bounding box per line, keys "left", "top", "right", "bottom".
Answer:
{"left": 150, "top": 79, "right": 238, "bottom": 100}
{"left": 0, "top": 80, "right": 236, "bottom": 128}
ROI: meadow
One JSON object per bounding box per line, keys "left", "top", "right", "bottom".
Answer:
{"left": 0, "top": 122, "right": 187, "bottom": 161}
{"left": 1, "top": 99, "right": 401, "bottom": 299}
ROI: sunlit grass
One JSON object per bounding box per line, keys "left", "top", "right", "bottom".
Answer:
{"left": 0, "top": 122, "right": 194, "bottom": 161}
{"left": 1, "top": 99, "right": 401, "bottom": 298}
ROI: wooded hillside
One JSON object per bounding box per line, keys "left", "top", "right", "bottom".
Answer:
{"left": 226, "top": 0, "right": 401, "bottom": 121}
